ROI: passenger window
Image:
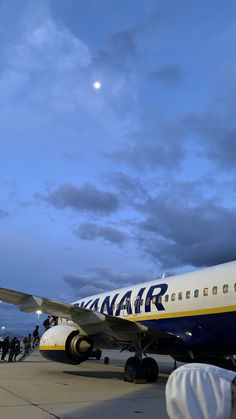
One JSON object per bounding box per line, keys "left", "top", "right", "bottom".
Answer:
{"left": 146, "top": 297, "right": 151, "bottom": 306}
{"left": 152, "top": 296, "right": 156, "bottom": 303}
{"left": 234, "top": 283, "right": 236, "bottom": 292}
{"left": 203, "top": 288, "right": 208, "bottom": 296}
{"left": 165, "top": 294, "right": 169, "bottom": 303}
{"left": 157, "top": 296, "right": 162, "bottom": 304}
{"left": 186, "top": 291, "right": 191, "bottom": 299}
{"left": 171, "top": 293, "right": 176, "bottom": 301}
{"left": 223, "top": 284, "right": 229, "bottom": 294}
{"left": 212, "top": 286, "right": 218, "bottom": 295}
{"left": 194, "top": 289, "right": 199, "bottom": 298}
{"left": 178, "top": 292, "right": 182, "bottom": 300}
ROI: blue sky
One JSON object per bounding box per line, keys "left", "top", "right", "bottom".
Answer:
{"left": 1, "top": 0, "right": 236, "bottom": 335}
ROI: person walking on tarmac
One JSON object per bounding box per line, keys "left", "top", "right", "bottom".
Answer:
{"left": 1, "top": 336, "right": 10, "bottom": 361}
{"left": 8, "top": 337, "right": 18, "bottom": 362}
{"left": 32, "top": 325, "right": 40, "bottom": 348}
{"left": 23, "top": 333, "right": 32, "bottom": 355}
{"left": 13, "top": 338, "right": 21, "bottom": 361}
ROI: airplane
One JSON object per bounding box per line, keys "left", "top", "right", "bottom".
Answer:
{"left": 0, "top": 260, "right": 236, "bottom": 383}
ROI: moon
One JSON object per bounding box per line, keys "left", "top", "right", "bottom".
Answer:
{"left": 93, "top": 81, "right": 102, "bottom": 90}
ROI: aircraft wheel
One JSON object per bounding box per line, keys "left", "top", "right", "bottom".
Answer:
{"left": 124, "top": 357, "right": 144, "bottom": 382}
{"left": 143, "top": 357, "right": 159, "bottom": 382}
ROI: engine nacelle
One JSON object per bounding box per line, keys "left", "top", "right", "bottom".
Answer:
{"left": 39, "top": 325, "right": 93, "bottom": 364}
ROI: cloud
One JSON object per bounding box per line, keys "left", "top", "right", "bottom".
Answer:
{"left": 74, "top": 222, "right": 128, "bottom": 247}
{"left": 94, "top": 9, "right": 161, "bottom": 71}
{"left": 0, "top": 2, "right": 92, "bottom": 116}
{"left": 183, "top": 112, "right": 236, "bottom": 170}
{"left": 12, "top": 19, "right": 90, "bottom": 74}
{"left": 37, "top": 183, "right": 120, "bottom": 215}
{"left": 63, "top": 267, "right": 158, "bottom": 298}
{"left": 149, "top": 65, "right": 184, "bottom": 84}
{"left": 136, "top": 194, "right": 236, "bottom": 269}
{"left": 0, "top": 209, "right": 9, "bottom": 218}
{"left": 105, "top": 172, "right": 148, "bottom": 201}
{"left": 108, "top": 143, "right": 185, "bottom": 172}
{"left": 110, "top": 30, "right": 137, "bottom": 58}
{"left": 93, "top": 31, "right": 136, "bottom": 72}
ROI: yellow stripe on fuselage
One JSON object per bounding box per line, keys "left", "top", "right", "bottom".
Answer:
{"left": 39, "top": 345, "right": 65, "bottom": 351}
{"left": 39, "top": 306, "right": 236, "bottom": 344}
{"left": 126, "top": 304, "right": 236, "bottom": 322}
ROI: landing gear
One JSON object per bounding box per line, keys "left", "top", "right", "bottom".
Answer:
{"left": 142, "top": 357, "right": 159, "bottom": 382}
{"left": 124, "top": 356, "right": 159, "bottom": 383}
{"left": 124, "top": 357, "right": 144, "bottom": 382}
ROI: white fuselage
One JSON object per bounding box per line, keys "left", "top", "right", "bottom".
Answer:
{"left": 72, "top": 261, "right": 236, "bottom": 323}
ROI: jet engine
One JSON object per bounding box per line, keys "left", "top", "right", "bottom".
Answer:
{"left": 39, "top": 325, "right": 93, "bottom": 364}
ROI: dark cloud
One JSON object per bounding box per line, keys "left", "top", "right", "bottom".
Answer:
{"left": 37, "top": 183, "right": 120, "bottom": 215}
{"left": 149, "top": 65, "right": 184, "bottom": 84}
{"left": 108, "top": 143, "right": 185, "bottom": 172}
{"left": 105, "top": 172, "right": 148, "bottom": 201}
{"left": 110, "top": 30, "right": 137, "bottom": 58}
{"left": 0, "top": 209, "right": 9, "bottom": 218}
{"left": 94, "top": 11, "right": 161, "bottom": 70}
{"left": 94, "top": 31, "right": 137, "bottom": 71}
{"left": 74, "top": 222, "right": 128, "bottom": 247}
{"left": 63, "top": 267, "right": 158, "bottom": 298}
{"left": 136, "top": 195, "right": 236, "bottom": 269}
{"left": 183, "top": 112, "right": 236, "bottom": 170}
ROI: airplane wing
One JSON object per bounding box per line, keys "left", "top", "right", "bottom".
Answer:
{"left": 0, "top": 287, "right": 166, "bottom": 341}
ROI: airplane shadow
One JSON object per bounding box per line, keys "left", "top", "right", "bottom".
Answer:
{"left": 63, "top": 370, "right": 166, "bottom": 385}
{"left": 64, "top": 370, "right": 124, "bottom": 380}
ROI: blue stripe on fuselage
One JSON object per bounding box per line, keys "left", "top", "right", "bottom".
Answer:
{"left": 139, "top": 310, "right": 236, "bottom": 354}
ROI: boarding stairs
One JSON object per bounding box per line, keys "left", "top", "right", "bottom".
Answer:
{"left": 18, "top": 345, "right": 38, "bottom": 362}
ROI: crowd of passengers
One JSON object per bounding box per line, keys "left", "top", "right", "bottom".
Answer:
{"left": 0, "top": 316, "right": 58, "bottom": 362}
{"left": 0, "top": 325, "right": 40, "bottom": 362}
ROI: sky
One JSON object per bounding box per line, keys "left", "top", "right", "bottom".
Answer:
{"left": 1, "top": 0, "right": 236, "bottom": 335}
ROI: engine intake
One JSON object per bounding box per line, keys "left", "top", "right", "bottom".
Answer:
{"left": 39, "top": 325, "right": 93, "bottom": 365}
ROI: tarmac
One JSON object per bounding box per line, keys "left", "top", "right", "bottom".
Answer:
{"left": 0, "top": 350, "right": 173, "bottom": 419}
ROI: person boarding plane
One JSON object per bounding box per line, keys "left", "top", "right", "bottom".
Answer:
{"left": 0, "top": 260, "right": 236, "bottom": 382}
